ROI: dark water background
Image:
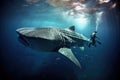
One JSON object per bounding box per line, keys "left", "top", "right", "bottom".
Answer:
{"left": 1, "top": 0, "right": 120, "bottom": 80}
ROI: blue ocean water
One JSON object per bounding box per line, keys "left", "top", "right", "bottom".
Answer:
{"left": 1, "top": 0, "right": 120, "bottom": 80}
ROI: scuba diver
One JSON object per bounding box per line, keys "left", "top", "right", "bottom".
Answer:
{"left": 88, "top": 31, "right": 101, "bottom": 47}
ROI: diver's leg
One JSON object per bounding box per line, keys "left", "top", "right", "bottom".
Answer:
{"left": 88, "top": 43, "right": 91, "bottom": 48}
{"left": 92, "top": 40, "right": 96, "bottom": 47}
{"left": 94, "top": 43, "right": 97, "bottom": 47}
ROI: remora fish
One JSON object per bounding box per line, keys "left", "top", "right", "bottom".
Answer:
{"left": 16, "top": 26, "right": 90, "bottom": 68}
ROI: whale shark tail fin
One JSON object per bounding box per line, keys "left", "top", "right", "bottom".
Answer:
{"left": 58, "top": 48, "right": 81, "bottom": 68}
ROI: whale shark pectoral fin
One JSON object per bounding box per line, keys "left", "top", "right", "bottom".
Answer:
{"left": 80, "top": 46, "right": 84, "bottom": 51}
{"left": 58, "top": 48, "right": 81, "bottom": 68}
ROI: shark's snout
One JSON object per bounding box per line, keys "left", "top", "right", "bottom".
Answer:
{"left": 16, "top": 29, "right": 30, "bottom": 47}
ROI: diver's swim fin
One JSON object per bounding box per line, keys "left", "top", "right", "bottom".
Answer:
{"left": 97, "top": 41, "right": 101, "bottom": 44}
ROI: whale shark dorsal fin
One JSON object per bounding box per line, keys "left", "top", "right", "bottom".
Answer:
{"left": 69, "top": 26, "right": 75, "bottom": 31}
{"left": 58, "top": 48, "right": 81, "bottom": 68}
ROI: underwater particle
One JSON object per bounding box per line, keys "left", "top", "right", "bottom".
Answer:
{"left": 56, "top": 57, "right": 61, "bottom": 60}
{"left": 85, "top": 54, "right": 88, "bottom": 57}
{"left": 80, "top": 57, "right": 85, "bottom": 61}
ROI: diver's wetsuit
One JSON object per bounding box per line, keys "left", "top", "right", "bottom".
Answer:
{"left": 88, "top": 31, "right": 101, "bottom": 47}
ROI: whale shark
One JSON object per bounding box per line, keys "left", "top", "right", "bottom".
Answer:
{"left": 16, "top": 26, "right": 90, "bottom": 68}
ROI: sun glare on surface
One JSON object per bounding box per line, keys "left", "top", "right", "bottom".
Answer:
{"left": 74, "top": 14, "right": 88, "bottom": 30}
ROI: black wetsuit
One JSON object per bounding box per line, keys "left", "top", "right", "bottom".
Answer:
{"left": 88, "top": 32, "right": 101, "bottom": 47}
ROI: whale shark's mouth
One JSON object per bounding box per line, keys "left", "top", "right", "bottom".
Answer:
{"left": 18, "top": 35, "right": 30, "bottom": 47}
